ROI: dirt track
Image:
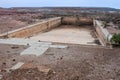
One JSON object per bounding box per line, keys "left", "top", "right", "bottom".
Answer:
{"left": 0, "top": 43, "right": 120, "bottom": 80}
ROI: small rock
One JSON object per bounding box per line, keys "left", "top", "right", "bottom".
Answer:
{"left": 6, "top": 51, "right": 10, "bottom": 53}
{"left": 60, "top": 56, "right": 63, "bottom": 60}
{"left": 2, "top": 62, "right": 6, "bottom": 65}
{"left": 1, "top": 69, "right": 7, "bottom": 72}
{"left": 27, "top": 70, "right": 33, "bottom": 74}
{"left": 11, "top": 46, "right": 19, "bottom": 49}
{"left": 12, "top": 59, "right": 16, "bottom": 61}
{"left": 107, "top": 71, "right": 110, "bottom": 73}
{"left": 38, "top": 40, "right": 41, "bottom": 42}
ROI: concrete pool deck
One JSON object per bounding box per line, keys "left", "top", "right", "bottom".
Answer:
{"left": 29, "top": 25, "right": 96, "bottom": 45}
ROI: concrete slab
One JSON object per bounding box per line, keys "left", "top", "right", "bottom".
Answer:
{"left": 0, "top": 38, "right": 51, "bottom": 46}
{"left": 21, "top": 46, "right": 49, "bottom": 56}
{"left": 49, "top": 45, "right": 68, "bottom": 48}
{"left": 11, "top": 62, "right": 24, "bottom": 70}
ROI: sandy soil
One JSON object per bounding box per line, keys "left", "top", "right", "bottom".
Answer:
{"left": 29, "top": 25, "right": 96, "bottom": 45}
{"left": 0, "top": 43, "right": 120, "bottom": 80}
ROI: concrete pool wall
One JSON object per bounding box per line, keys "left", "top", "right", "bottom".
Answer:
{"left": 0, "top": 17, "right": 61, "bottom": 38}
{"left": 62, "top": 16, "right": 93, "bottom": 25}
{"left": 93, "top": 20, "right": 112, "bottom": 46}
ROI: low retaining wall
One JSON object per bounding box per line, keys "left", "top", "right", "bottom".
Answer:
{"left": 93, "top": 20, "right": 112, "bottom": 46}
{"left": 0, "top": 17, "right": 61, "bottom": 38}
{"left": 62, "top": 16, "right": 93, "bottom": 25}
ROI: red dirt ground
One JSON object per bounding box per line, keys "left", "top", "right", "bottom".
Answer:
{"left": 0, "top": 43, "right": 120, "bottom": 80}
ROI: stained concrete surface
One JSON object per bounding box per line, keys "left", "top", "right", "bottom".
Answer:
{"left": 29, "top": 25, "right": 96, "bottom": 45}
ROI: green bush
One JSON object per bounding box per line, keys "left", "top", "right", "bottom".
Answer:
{"left": 110, "top": 34, "right": 120, "bottom": 45}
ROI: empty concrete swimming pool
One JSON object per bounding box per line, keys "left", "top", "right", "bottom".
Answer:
{"left": 0, "top": 17, "right": 101, "bottom": 45}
